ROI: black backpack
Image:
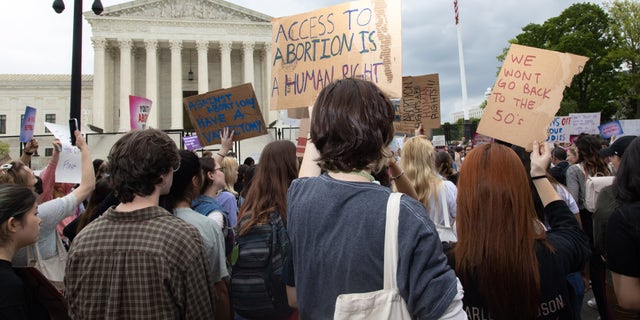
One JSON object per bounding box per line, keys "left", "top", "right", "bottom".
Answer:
{"left": 231, "top": 213, "right": 292, "bottom": 319}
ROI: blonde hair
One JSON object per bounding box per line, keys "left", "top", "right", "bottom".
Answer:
{"left": 221, "top": 156, "right": 239, "bottom": 197}
{"left": 400, "top": 136, "right": 443, "bottom": 211}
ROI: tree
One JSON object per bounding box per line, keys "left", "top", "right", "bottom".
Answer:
{"left": 606, "top": 0, "right": 640, "bottom": 119}
{"left": 500, "top": 3, "right": 622, "bottom": 120}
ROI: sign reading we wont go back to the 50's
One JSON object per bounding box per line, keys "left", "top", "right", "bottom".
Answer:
{"left": 477, "top": 44, "right": 588, "bottom": 150}
{"left": 270, "top": 0, "right": 402, "bottom": 110}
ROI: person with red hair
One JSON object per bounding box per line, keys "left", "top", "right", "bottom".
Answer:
{"left": 454, "top": 141, "right": 590, "bottom": 319}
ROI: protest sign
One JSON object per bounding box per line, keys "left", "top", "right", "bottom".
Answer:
{"left": 472, "top": 133, "right": 493, "bottom": 146}
{"left": 598, "top": 120, "right": 623, "bottom": 139}
{"left": 432, "top": 135, "right": 446, "bottom": 147}
{"left": 477, "top": 44, "right": 588, "bottom": 149}
{"left": 394, "top": 74, "right": 441, "bottom": 134}
{"left": 619, "top": 119, "right": 640, "bottom": 136}
{"left": 44, "top": 122, "right": 81, "bottom": 184}
{"left": 129, "top": 95, "right": 152, "bottom": 130}
{"left": 182, "top": 135, "right": 202, "bottom": 151}
{"left": 569, "top": 112, "right": 600, "bottom": 135}
{"left": 20, "top": 106, "right": 37, "bottom": 142}
{"left": 270, "top": 0, "right": 402, "bottom": 110}
{"left": 546, "top": 116, "right": 571, "bottom": 143}
{"left": 183, "top": 83, "right": 267, "bottom": 146}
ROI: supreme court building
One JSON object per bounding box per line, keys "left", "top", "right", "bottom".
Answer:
{"left": 0, "top": 0, "right": 277, "bottom": 140}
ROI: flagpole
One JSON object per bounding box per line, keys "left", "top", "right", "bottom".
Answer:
{"left": 454, "top": 0, "right": 469, "bottom": 121}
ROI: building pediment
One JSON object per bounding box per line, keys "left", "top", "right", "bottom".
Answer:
{"left": 97, "top": 0, "right": 271, "bottom": 22}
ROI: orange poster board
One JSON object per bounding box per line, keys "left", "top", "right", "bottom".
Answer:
{"left": 183, "top": 83, "right": 267, "bottom": 146}
{"left": 270, "top": 0, "right": 402, "bottom": 110}
{"left": 477, "top": 44, "right": 588, "bottom": 149}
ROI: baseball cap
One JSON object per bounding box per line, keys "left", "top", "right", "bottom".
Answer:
{"left": 600, "top": 135, "right": 637, "bottom": 158}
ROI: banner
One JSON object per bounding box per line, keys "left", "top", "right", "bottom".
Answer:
{"left": 569, "top": 112, "right": 600, "bottom": 135}
{"left": 20, "top": 106, "right": 37, "bottom": 142}
{"left": 394, "top": 74, "right": 441, "bottom": 134}
{"left": 129, "top": 95, "right": 152, "bottom": 130}
{"left": 183, "top": 83, "right": 267, "bottom": 146}
{"left": 477, "top": 44, "right": 588, "bottom": 149}
{"left": 598, "top": 120, "right": 623, "bottom": 139}
{"left": 546, "top": 116, "right": 571, "bottom": 143}
{"left": 270, "top": 0, "right": 402, "bottom": 110}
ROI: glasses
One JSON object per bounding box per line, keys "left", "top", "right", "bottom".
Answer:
{"left": 215, "top": 167, "right": 225, "bottom": 172}
{"left": 173, "top": 160, "right": 181, "bottom": 172}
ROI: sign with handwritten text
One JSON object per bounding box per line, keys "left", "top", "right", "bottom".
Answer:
{"left": 546, "top": 116, "right": 571, "bottom": 143}
{"left": 477, "top": 44, "right": 588, "bottom": 149}
{"left": 270, "top": 0, "right": 402, "bottom": 110}
{"left": 432, "top": 135, "right": 446, "bottom": 147}
{"left": 569, "top": 112, "right": 600, "bottom": 135}
{"left": 20, "top": 106, "right": 37, "bottom": 142}
{"left": 394, "top": 74, "right": 440, "bottom": 134}
{"left": 44, "top": 122, "right": 82, "bottom": 184}
{"left": 183, "top": 83, "right": 267, "bottom": 146}
{"left": 129, "top": 95, "right": 152, "bottom": 130}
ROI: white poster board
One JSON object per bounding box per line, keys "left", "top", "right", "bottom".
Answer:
{"left": 44, "top": 122, "right": 82, "bottom": 184}
{"left": 569, "top": 112, "right": 600, "bottom": 135}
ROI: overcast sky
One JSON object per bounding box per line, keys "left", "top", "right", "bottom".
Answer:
{"left": 1, "top": 0, "right": 607, "bottom": 122}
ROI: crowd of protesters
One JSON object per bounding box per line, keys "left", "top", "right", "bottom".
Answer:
{"left": 0, "top": 78, "right": 638, "bottom": 320}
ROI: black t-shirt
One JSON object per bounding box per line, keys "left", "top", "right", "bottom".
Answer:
{"left": 606, "top": 202, "right": 640, "bottom": 277}
{"left": 550, "top": 161, "right": 569, "bottom": 186}
{"left": 453, "top": 201, "right": 591, "bottom": 319}
{"left": 0, "top": 259, "right": 28, "bottom": 320}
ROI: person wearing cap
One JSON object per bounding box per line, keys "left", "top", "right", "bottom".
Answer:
{"left": 594, "top": 135, "right": 637, "bottom": 318}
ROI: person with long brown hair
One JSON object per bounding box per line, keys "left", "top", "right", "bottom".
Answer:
{"left": 232, "top": 140, "right": 298, "bottom": 319}
{"left": 566, "top": 134, "right": 612, "bottom": 319}
{"left": 454, "top": 141, "right": 590, "bottom": 320}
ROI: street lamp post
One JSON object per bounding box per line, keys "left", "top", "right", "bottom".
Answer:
{"left": 52, "top": 0, "right": 103, "bottom": 129}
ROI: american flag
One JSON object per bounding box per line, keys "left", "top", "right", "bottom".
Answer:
{"left": 453, "top": 0, "right": 459, "bottom": 25}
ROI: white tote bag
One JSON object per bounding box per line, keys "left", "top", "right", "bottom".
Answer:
{"left": 27, "top": 233, "right": 68, "bottom": 290}
{"left": 436, "top": 182, "right": 457, "bottom": 243}
{"left": 333, "top": 192, "right": 412, "bottom": 320}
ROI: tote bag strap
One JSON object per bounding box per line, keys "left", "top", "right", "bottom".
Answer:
{"left": 384, "top": 192, "right": 402, "bottom": 290}
{"left": 440, "top": 182, "right": 451, "bottom": 228}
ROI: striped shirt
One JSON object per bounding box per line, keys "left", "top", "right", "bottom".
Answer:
{"left": 65, "top": 206, "right": 216, "bottom": 319}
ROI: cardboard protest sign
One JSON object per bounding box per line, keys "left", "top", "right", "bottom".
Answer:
{"left": 129, "top": 95, "right": 152, "bottom": 130}
{"left": 599, "top": 120, "right": 623, "bottom": 139}
{"left": 44, "top": 122, "right": 82, "bottom": 184}
{"left": 270, "top": 0, "right": 402, "bottom": 110}
{"left": 477, "top": 44, "right": 588, "bottom": 149}
{"left": 546, "top": 116, "right": 571, "bottom": 143}
{"left": 393, "top": 74, "right": 441, "bottom": 134}
{"left": 182, "top": 135, "right": 202, "bottom": 151}
{"left": 20, "top": 106, "right": 37, "bottom": 142}
{"left": 569, "top": 112, "right": 600, "bottom": 135}
{"left": 183, "top": 83, "right": 268, "bottom": 146}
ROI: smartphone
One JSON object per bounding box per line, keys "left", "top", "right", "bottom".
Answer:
{"left": 69, "top": 118, "right": 78, "bottom": 146}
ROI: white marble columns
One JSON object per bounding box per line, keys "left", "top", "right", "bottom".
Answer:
{"left": 196, "top": 40, "right": 209, "bottom": 94}
{"left": 118, "top": 38, "right": 132, "bottom": 132}
{"left": 170, "top": 40, "right": 183, "bottom": 129}
{"left": 91, "top": 37, "right": 106, "bottom": 131}
{"left": 243, "top": 41, "right": 255, "bottom": 86}
{"left": 144, "top": 39, "right": 159, "bottom": 128}
{"left": 220, "top": 41, "right": 232, "bottom": 88}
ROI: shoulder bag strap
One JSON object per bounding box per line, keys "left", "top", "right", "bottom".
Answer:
{"left": 440, "top": 182, "right": 451, "bottom": 228}
{"left": 383, "top": 192, "right": 402, "bottom": 290}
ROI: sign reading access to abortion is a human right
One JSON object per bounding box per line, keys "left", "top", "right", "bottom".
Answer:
{"left": 270, "top": 0, "right": 402, "bottom": 110}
